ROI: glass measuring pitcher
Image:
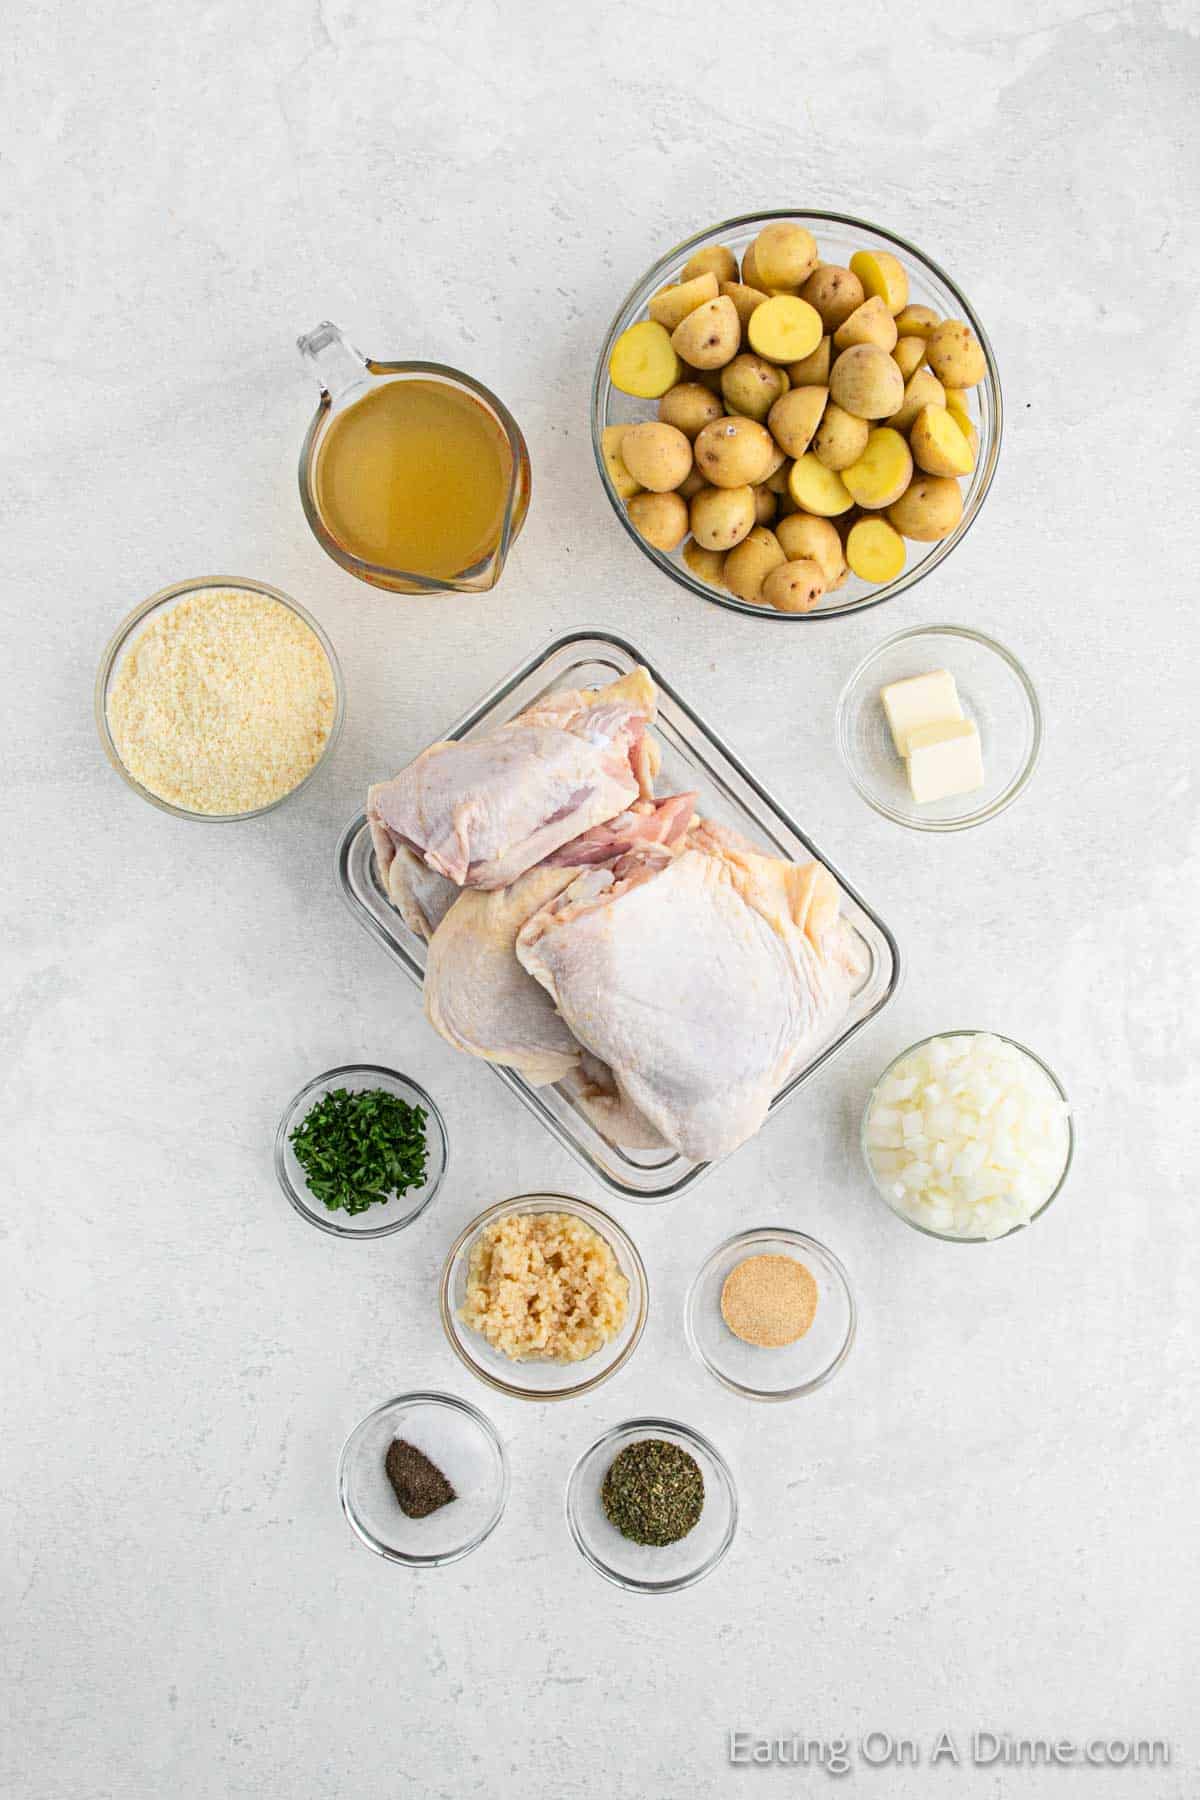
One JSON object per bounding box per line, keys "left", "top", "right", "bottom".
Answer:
{"left": 297, "top": 322, "right": 531, "bottom": 594}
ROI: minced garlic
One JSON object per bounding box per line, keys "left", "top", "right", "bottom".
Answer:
{"left": 107, "top": 586, "right": 336, "bottom": 815}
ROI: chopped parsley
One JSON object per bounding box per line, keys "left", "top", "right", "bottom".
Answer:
{"left": 290, "top": 1086, "right": 429, "bottom": 1215}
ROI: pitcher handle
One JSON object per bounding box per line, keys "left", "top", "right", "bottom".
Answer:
{"left": 297, "top": 321, "right": 369, "bottom": 402}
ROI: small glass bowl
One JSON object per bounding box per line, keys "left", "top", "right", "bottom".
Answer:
{"left": 338, "top": 1391, "right": 508, "bottom": 1566}
{"left": 565, "top": 1417, "right": 738, "bottom": 1593}
{"left": 836, "top": 624, "right": 1041, "bottom": 830}
{"left": 95, "top": 575, "right": 345, "bottom": 821}
{"left": 592, "top": 210, "right": 1001, "bottom": 621}
{"left": 862, "top": 1031, "right": 1074, "bottom": 1243}
{"left": 440, "top": 1194, "right": 648, "bottom": 1400}
{"left": 275, "top": 1064, "right": 448, "bottom": 1239}
{"left": 685, "top": 1228, "right": 855, "bottom": 1400}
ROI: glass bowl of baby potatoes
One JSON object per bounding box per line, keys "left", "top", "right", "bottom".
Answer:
{"left": 592, "top": 212, "right": 1001, "bottom": 620}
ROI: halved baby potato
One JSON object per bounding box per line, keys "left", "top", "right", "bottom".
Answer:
{"left": 910, "top": 404, "right": 975, "bottom": 478}
{"left": 647, "top": 272, "right": 720, "bottom": 331}
{"left": 601, "top": 424, "right": 641, "bottom": 501}
{"left": 682, "top": 537, "right": 727, "bottom": 584}
{"left": 689, "top": 482, "right": 757, "bottom": 551}
{"left": 626, "top": 490, "right": 689, "bottom": 551}
{"left": 887, "top": 475, "right": 964, "bottom": 541}
{"left": 762, "top": 557, "right": 826, "bottom": 613}
{"left": 846, "top": 516, "right": 906, "bottom": 583}
{"left": 619, "top": 421, "right": 693, "bottom": 492}
{"left": 680, "top": 244, "right": 739, "bottom": 285}
{"left": 887, "top": 366, "right": 946, "bottom": 434}
{"left": 752, "top": 222, "right": 820, "bottom": 290}
{"left": 849, "top": 249, "right": 909, "bottom": 315}
{"left": 891, "top": 336, "right": 927, "bottom": 381}
{"left": 842, "top": 427, "right": 913, "bottom": 509}
{"left": 799, "top": 264, "right": 865, "bottom": 332}
{"left": 786, "top": 336, "right": 832, "bottom": 387}
{"left": 787, "top": 453, "right": 854, "bottom": 516}
{"left": 657, "top": 381, "right": 724, "bottom": 440}
{"left": 812, "top": 402, "right": 870, "bottom": 472}
{"left": 671, "top": 296, "right": 741, "bottom": 369}
{"left": 723, "top": 525, "right": 787, "bottom": 603}
{"left": 609, "top": 320, "right": 681, "bottom": 398}
{"left": 694, "top": 415, "right": 776, "bottom": 487}
{"left": 833, "top": 295, "right": 898, "bottom": 353}
{"left": 767, "top": 385, "right": 828, "bottom": 458}
{"left": 748, "top": 295, "right": 824, "bottom": 365}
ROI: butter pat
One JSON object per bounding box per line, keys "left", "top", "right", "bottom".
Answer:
{"left": 906, "top": 719, "right": 984, "bottom": 804}
{"left": 880, "top": 668, "right": 963, "bottom": 756}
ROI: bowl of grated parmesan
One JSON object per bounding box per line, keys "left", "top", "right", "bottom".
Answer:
{"left": 96, "top": 576, "right": 344, "bottom": 820}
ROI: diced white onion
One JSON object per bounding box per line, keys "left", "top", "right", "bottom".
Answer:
{"left": 865, "top": 1034, "right": 1070, "bottom": 1239}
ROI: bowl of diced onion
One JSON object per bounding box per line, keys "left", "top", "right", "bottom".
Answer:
{"left": 861, "top": 1031, "right": 1073, "bottom": 1242}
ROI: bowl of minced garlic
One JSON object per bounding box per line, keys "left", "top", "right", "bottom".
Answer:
{"left": 685, "top": 1227, "right": 856, "bottom": 1401}
{"left": 97, "top": 577, "right": 343, "bottom": 819}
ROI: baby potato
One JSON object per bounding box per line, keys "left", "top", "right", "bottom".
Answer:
{"left": 753, "top": 222, "right": 820, "bottom": 290}
{"left": 690, "top": 482, "right": 757, "bottom": 551}
{"left": 720, "top": 281, "right": 769, "bottom": 344}
{"left": 799, "top": 264, "right": 865, "bottom": 333}
{"left": 887, "top": 475, "right": 964, "bottom": 541}
{"left": 786, "top": 337, "right": 832, "bottom": 389}
{"left": 721, "top": 353, "right": 788, "bottom": 422}
{"left": 694, "top": 415, "right": 776, "bottom": 488}
{"left": 767, "top": 385, "right": 828, "bottom": 459}
{"left": 842, "top": 427, "right": 913, "bottom": 510}
{"left": 887, "top": 366, "right": 946, "bottom": 433}
{"left": 619, "top": 421, "right": 693, "bottom": 493}
{"left": 926, "top": 318, "right": 987, "bottom": 388}
{"left": 759, "top": 437, "right": 787, "bottom": 483}
{"left": 748, "top": 295, "right": 824, "bottom": 365}
{"left": 895, "top": 304, "right": 940, "bottom": 339}
{"left": 676, "top": 465, "right": 707, "bottom": 499}
{"left": 601, "top": 425, "right": 641, "bottom": 501}
{"left": 658, "top": 381, "right": 724, "bottom": 440}
{"left": 753, "top": 485, "right": 777, "bottom": 524}
{"left": 910, "top": 404, "right": 975, "bottom": 477}
{"left": 788, "top": 453, "right": 855, "bottom": 517}
{"left": 671, "top": 296, "right": 741, "bottom": 370}
{"left": 762, "top": 558, "right": 826, "bottom": 614}
{"left": 829, "top": 344, "right": 905, "bottom": 420}
{"left": 609, "top": 320, "right": 681, "bottom": 398}
{"left": 892, "top": 336, "right": 927, "bottom": 381}
{"left": 765, "top": 459, "right": 794, "bottom": 495}
{"left": 849, "top": 249, "right": 909, "bottom": 315}
{"left": 812, "top": 403, "right": 870, "bottom": 472}
{"left": 681, "top": 244, "right": 739, "bottom": 285}
{"left": 740, "top": 242, "right": 768, "bottom": 292}
{"left": 626, "top": 490, "right": 689, "bottom": 551}
{"left": 724, "top": 526, "right": 786, "bottom": 605}
{"left": 846, "top": 516, "right": 906, "bottom": 583}
{"left": 944, "top": 388, "right": 979, "bottom": 456}
{"left": 833, "top": 295, "right": 899, "bottom": 354}
{"left": 647, "top": 272, "right": 720, "bottom": 331}
{"left": 775, "top": 512, "right": 845, "bottom": 586}
{"left": 682, "top": 537, "right": 727, "bottom": 585}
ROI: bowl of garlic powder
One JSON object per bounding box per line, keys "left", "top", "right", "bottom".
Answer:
{"left": 96, "top": 576, "right": 344, "bottom": 820}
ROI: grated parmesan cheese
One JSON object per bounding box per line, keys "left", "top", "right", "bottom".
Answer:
{"left": 107, "top": 586, "right": 336, "bottom": 815}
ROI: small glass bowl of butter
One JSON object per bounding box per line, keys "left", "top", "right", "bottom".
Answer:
{"left": 836, "top": 624, "right": 1041, "bottom": 831}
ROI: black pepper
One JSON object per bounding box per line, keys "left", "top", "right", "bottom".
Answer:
{"left": 384, "top": 1439, "right": 456, "bottom": 1519}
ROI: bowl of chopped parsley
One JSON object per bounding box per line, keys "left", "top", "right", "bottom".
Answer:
{"left": 275, "top": 1065, "right": 448, "bottom": 1237}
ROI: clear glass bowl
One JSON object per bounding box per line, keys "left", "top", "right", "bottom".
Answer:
{"left": 440, "top": 1194, "right": 648, "bottom": 1400}
{"left": 862, "top": 1031, "right": 1074, "bottom": 1243}
{"left": 275, "top": 1064, "right": 448, "bottom": 1239}
{"left": 685, "top": 1228, "right": 855, "bottom": 1400}
{"left": 338, "top": 1391, "right": 507, "bottom": 1566}
{"left": 836, "top": 624, "right": 1041, "bottom": 830}
{"left": 95, "top": 575, "right": 345, "bottom": 820}
{"left": 591, "top": 211, "right": 1001, "bottom": 621}
{"left": 565, "top": 1417, "right": 737, "bottom": 1593}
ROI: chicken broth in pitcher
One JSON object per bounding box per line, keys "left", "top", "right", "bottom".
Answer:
{"left": 314, "top": 379, "right": 513, "bottom": 580}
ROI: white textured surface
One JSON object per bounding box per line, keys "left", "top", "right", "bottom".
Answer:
{"left": 4, "top": 3, "right": 1199, "bottom": 1796}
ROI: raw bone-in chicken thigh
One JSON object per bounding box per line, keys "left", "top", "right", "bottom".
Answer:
{"left": 422, "top": 795, "right": 698, "bottom": 1090}
{"left": 368, "top": 669, "right": 656, "bottom": 892}
{"left": 517, "top": 837, "right": 863, "bottom": 1162}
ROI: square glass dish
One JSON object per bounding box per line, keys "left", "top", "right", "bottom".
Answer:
{"left": 336, "top": 630, "right": 900, "bottom": 1201}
